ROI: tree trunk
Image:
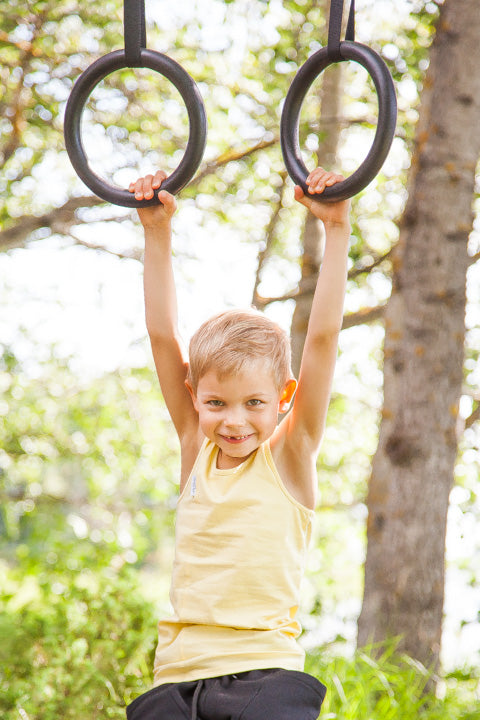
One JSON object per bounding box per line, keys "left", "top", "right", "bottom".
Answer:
{"left": 357, "top": 0, "right": 480, "bottom": 669}
{"left": 291, "top": 59, "right": 343, "bottom": 375}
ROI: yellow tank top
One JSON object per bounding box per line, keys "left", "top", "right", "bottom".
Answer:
{"left": 153, "top": 438, "right": 314, "bottom": 685}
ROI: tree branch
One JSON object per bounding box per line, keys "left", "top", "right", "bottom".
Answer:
{"left": 1, "top": 135, "right": 282, "bottom": 252}
{"left": 0, "top": 196, "right": 104, "bottom": 251}
{"left": 464, "top": 402, "right": 480, "bottom": 430}
{"left": 308, "top": 115, "right": 408, "bottom": 141}
{"left": 69, "top": 233, "right": 143, "bottom": 261}
{"left": 251, "top": 171, "right": 288, "bottom": 307}
{"left": 254, "top": 285, "right": 306, "bottom": 310}
{"left": 342, "top": 304, "right": 386, "bottom": 329}
{"left": 255, "top": 276, "right": 386, "bottom": 329}
{"left": 348, "top": 248, "right": 394, "bottom": 279}
{"left": 187, "top": 137, "right": 278, "bottom": 188}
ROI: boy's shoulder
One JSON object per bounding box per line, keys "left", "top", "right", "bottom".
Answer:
{"left": 270, "top": 421, "right": 317, "bottom": 510}
{"left": 178, "top": 425, "right": 204, "bottom": 492}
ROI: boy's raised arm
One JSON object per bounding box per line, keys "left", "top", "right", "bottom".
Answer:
{"left": 286, "top": 168, "right": 351, "bottom": 454}
{"left": 130, "top": 172, "right": 198, "bottom": 440}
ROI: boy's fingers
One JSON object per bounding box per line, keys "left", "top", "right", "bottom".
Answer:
{"left": 308, "top": 180, "right": 327, "bottom": 193}
{"left": 306, "top": 167, "right": 327, "bottom": 183}
{"left": 306, "top": 169, "right": 345, "bottom": 194}
{"left": 153, "top": 170, "right": 167, "bottom": 188}
{"left": 128, "top": 171, "right": 168, "bottom": 197}
{"left": 133, "top": 177, "right": 146, "bottom": 199}
{"left": 306, "top": 168, "right": 328, "bottom": 193}
{"left": 143, "top": 174, "right": 155, "bottom": 199}
{"left": 325, "top": 172, "right": 345, "bottom": 186}
{"left": 129, "top": 178, "right": 143, "bottom": 191}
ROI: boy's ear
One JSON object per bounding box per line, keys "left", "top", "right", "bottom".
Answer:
{"left": 185, "top": 379, "right": 198, "bottom": 410}
{"left": 279, "top": 379, "right": 297, "bottom": 413}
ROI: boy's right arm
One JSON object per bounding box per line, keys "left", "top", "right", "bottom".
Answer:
{"left": 130, "top": 171, "right": 199, "bottom": 443}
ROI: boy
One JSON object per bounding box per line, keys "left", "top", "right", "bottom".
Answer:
{"left": 126, "top": 168, "right": 351, "bottom": 720}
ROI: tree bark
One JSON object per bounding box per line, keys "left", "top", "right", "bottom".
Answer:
{"left": 357, "top": 0, "right": 480, "bottom": 669}
{"left": 291, "top": 58, "right": 343, "bottom": 375}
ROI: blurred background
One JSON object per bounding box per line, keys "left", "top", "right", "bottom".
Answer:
{"left": 1, "top": 1, "right": 479, "bottom": 717}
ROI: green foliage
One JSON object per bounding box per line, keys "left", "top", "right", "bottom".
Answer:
{"left": 0, "top": 346, "right": 173, "bottom": 717}
{"left": 306, "top": 645, "right": 480, "bottom": 720}
{"left": 1, "top": 0, "right": 435, "bottom": 236}
{"left": 0, "top": 0, "right": 125, "bottom": 218}
{"left": 1, "top": 571, "right": 478, "bottom": 720}
{"left": 0, "top": 346, "right": 179, "bottom": 577}
{"left": 0, "top": 567, "right": 157, "bottom": 720}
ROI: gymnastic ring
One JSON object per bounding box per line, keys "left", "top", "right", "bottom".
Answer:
{"left": 280, "top": 41, "right": 397, "bottom": 202}
{"left": 64, "top": 49, "right": 207, "bottom": 207}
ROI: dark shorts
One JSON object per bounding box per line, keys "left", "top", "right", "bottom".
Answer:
{"left": 126, "top": 668, "right": 326, "bottom": 720}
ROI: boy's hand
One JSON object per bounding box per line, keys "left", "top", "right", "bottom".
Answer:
{"left": 128, "top": 170, "right": 177, "bottom": 228}
{"left": 294, "top": 167, "right": 351, "bottom": 228}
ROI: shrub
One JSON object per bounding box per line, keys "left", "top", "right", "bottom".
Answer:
{"left": 0, "top": 568, "right": 156, "bottom": 720}
{"left": 1, "top": 568, "right": 478, "bottom": 720}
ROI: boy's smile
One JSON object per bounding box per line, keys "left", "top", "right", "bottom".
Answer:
{"left": 189, "top": 359, "right": 296, "bottom": 469}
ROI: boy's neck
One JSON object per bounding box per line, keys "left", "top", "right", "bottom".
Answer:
{"left": 216, "top": 447, "right": 256, "bottom": 470}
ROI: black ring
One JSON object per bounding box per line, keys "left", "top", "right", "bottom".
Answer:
{"left": 64, "top": 49, "right": 207, "bottom": 207}
{"left": 280, "top": 41, "right": 397, "bottom": 202}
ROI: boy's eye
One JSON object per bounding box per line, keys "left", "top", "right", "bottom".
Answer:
{"left": 247, "top": 399, "right": 263, "bottom": 407}
{"left": 207, "top": 399, "right": 224, "bottom": 407}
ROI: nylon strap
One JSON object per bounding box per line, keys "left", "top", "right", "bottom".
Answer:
{"left": 124, "top": 0, "right": 146, "bottom": 67}
{"left": 327, "top": 0, "right": 355, "bottom": 61}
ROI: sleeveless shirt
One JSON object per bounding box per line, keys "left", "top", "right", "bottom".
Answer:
{"left": 153, "top": 438, "right": 314, "bottom": 685}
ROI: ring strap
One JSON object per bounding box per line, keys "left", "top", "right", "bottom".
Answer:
{"left": 124, "top": 0, "right": 146, "bottom": 67}
{"left": 327, "top": 0, "right": 355, "bottom": 61}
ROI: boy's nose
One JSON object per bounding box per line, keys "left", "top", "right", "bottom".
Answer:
{"left": 223, "top": 407, "right": 245, "bottom": 428}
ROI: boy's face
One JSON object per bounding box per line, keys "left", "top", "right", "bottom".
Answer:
{"left": 189, "top": 358, "right": 296, "bottom": 468}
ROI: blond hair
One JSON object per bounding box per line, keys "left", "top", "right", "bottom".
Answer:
{"left": 187, "top": 309, "right": 292, "bottom": 392}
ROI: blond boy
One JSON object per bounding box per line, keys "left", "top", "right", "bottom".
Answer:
{"left": 126, "top": 168, "right": 350, "bottom": 720}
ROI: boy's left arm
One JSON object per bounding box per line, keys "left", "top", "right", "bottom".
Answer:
{"left": 285, "top": 169, "right": 351, "bottom": 457}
